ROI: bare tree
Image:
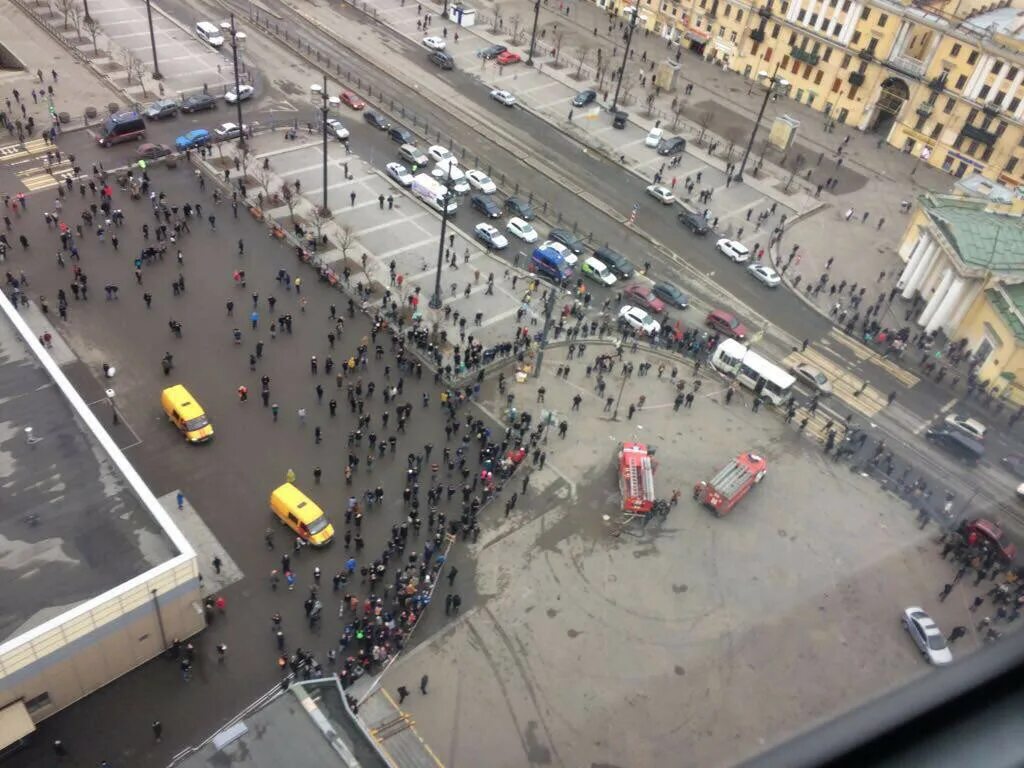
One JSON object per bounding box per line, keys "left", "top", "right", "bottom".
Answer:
{"left": 784, "top": 153, "right": 806, "bottom": 193}
{"left": 574, "top": 46, "right": 590, "bottom": 79}
{"left": 55, "top": 0, "right": 73, "bottom": 29}
{"left": 69, "top": 4, "right": 83, "bottom": 40}
{"left": 490, "top": 5, "right": 502, "bottom": 33}
{"left": 671, "top": 99, "right": 686, "bottom": 130}
{"left": 310, "top": 204, "right": 332, "bottom": 245}
{"left": 618, "top": 78, "right": 634, "bottom": 106}
{"left": 280, "top": 183, "right": 297, "bottom": 223}
{"left": 253, "top": 167, "right": 276, "bottom": 207}
{"left": 696, "top": 110, "right": 714, "bottom": 144}
{"left": 644, "top": 91, "right": 656, "bottom": 118}
{"left": 508, "top": 14, "right": 522, "bottom": 44}
{"left": 84, "top": 15, "right": 101, "bottom": 55}
{"left": 596, "top": 60, "right": 610, "bottom": 90}
{"left": 338, "top": 223, "right": 356, "bottom": 264}
{"left": 551, "top": 31, "right": 566, "bottom": 66}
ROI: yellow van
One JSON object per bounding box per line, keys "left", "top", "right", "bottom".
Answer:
{"left": 160, "top": 385, "right": 214, "bottom": 443}
{"left": 270, "top": 483, "right": 335, "bottom": 546}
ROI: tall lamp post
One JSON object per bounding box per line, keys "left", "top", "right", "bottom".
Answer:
{"left": 532, "top": 281, "right": 563, "bottom": 377}
{"left": 736, "top": 63, "right": 784, "bottom": 182}
{"left": 611, "top": 7, "right": 639, "bottom": 112}
{"left": 227, "top": 15, "right": 246, "bottom": 149}
{"left": 144, "top": 0, "right": 161, "bottom": 79}
{"left": 310, "top": 78, "right": 339, "bottom": 216}
{"left": 82, "top": 0, "right": 91, "bottom": 23}
{"left": 526, "top": 0, "right": 542, "bottom": 66}
{"left": 429, "top": 164, "right": 455, "bottom": 309}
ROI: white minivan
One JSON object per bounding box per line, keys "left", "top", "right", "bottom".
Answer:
{"left": 196, "top": 21, "right": 224, "bottom": 47}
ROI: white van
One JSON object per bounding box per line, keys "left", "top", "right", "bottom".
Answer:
{"left": 411, "top": 173, "right": 458, "bottom": 215}
{"left": 196, "top": 21, "right": 225, "bottom": 47}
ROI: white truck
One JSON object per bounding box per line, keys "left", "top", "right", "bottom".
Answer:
{"left": 411, "top": 173, "right": 458, "bottom": 215}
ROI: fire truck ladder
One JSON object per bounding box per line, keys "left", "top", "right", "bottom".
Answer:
{"left": 709, "top": 461, "right": 750, "bottom": 500}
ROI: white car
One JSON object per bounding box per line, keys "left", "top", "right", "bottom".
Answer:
{"left": 431, "top": 160, "right": 470, "bottom": 193}
{"left": 465, "top": 169, "right": 497, "bottom": 193}
{"left": 214, "top": 122, "right": 247, "bottom": 140}
{"left": 646, "top": 184, "right": 675, "bottom": 204}
{"left": 506, "top": 217, "right": 538, "bottom": 243}
{"left": 474, "top": 222, "right": 508, "bottom": 250}
{"left": 427, "top": 145, "right": 455, "bottom": 164}
{"left": 540, "top": 240, "right": 577, "bottom": 266}
{"left": 490, "top": 89, "right": 516, "bottom": 106}
{"left": 644, "top": 127, "right": 663, "bottom": 147}
{"left": 902, "top": 607, "right": 953, "bottom": 666}
{"left": 618, "top": 305, "right": 660, "bottom": 335}
{"left": 325, "top": 118, "right": 349, "bottom": 141}
{"left": 385, "top": 162, "right": 414, "bottom": 187}
{"left": 747, "top": 263, "right": 781, "bottom": 287}
{"left": 716, "top": 238, "right": 750, "bottom": 263}
{"left": 423, "top": 36, "right": 446, "bottom": 50}
{"left": 581, "top": 256, "right": 616, "bottom": 286}
{"left": 224, "top": 84, "right": 254, "bottom": 104}
{"left": 943, "top": 413, "right": 987, "bottom": 441}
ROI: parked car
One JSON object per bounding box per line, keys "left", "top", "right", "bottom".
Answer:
{"left": 623, "top": 285, "right": 666, "bottom": 314}
{"left": 506, "top": 217, "right": 538, "bottom": 243}
{"left": 548, "top": 228, "right": 585, "bottom": 255}
{"left": 479, "top": 44, "right": 507, "bottom": 60}
{"left": 325, "top": 118, "right": 349, "bottom": 141}
{"left": 646, "top": 184, "right": 675, "bottom": 204}
{"left": 224, "top": 84, "right": 254, "bottom": 104}
{"left": 470, "top": 194, "right": 502, "bottom": 219}
{"left": 474, "top": 222, "right": 508, "bottom": 249}
{"left": 943, "top": 413, "right": 987, "bottom": 441}
{"left": 137, "top": 142, "right": 172, "bottom": 160}
{"left": 174, "top": 128, "right": 210, "bottom": 151}
{"left": 427, "top": 145, "right": 455, "bottom": 164}
{"left": 618, "top": 305, "right": 660, "bottom": 335}
{"left": 429, "top": 51, "right": 455, "bottom": 70}
{"left": 398, "top": 144, "right": 428, "bottom": 168}
{"left": 791, "top": 363, "right": 832, "bottom": 395}
{"left": 706, "top": 309, "right": 747, "bottom": 340}
{"left": 572, "top": 89, "right": 597, "bottom": 107}
{"left": 965, "top": 518, "right": 1017, "bottom": 562}
{"left": 385, "top": 162, "right": 414, "bottom": 187}
{"left": 505, "top": 196, "right": 535, "bottom": 220}
{"left": 180, "top": 93, "right": 217, "bottom": 113}
{"left": 592, "top": 246, "right": 634, "bottom": 279}
{"left": 422, "top": 35, "right": 446, "bottom": 50}
{"left": 496, "top": 51, "right": 521, "bottom": 65}
{"left": 388, "top": 126, "right": 414, "bottom": 144}
{"left": 677, "top": 209, "right": 710, "bottom": 235}
{"left": 657, "top": 136, "right": 687, "bottom": 155}
{"left": 539, "top": 240, "right": 577, "bottom": 267}
{"left": 144, "top": 99, "right": 178, "bottom": 119}
{"left": 581, "top": 256, "right": 616, "bottom": 286}
{"left": 924, "top": 428, "right": 983, "bottom": 466}
{"left": 490, "top": 89, "right": 516, "bottom": 106}
{"left": 214, "top": 122, "right": 246, "bottom": 140}
{"left": 748, "top": 263, "right": 781, "bottom": 287}
{"left": 340, "top": 91, "right": 365, "bottom": 109}
{"left": 645, "top": 127, "right": 663, "bottom": 147}
{"left": 902, "top": 607, "right": 953, "bottom": 666}
{"left": 364, "top": 111, "right": 391, "bottom": 130}
{"left": 465, "top": 169, "right": 496, "bottom": 193}
{"left": 717, "top": 238, "right": 750, "bottom": 262}
{"left": 652, "top": 282, "right": 689, "bottom": 309}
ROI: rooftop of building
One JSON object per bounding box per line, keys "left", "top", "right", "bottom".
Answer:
{"left": 955, "top": 172, "right": 1020, "bottom": 206}
{"left": 989, "top": 284, "right": 1024, "bottom": 342}
{"left": 918, "top": 193, "right": 1024, "bottom": 276}
{"left": 963, "top": 5, "right": 1024, "bottom": 38}
{"left": 0, "top": 303, "right": 177, "bottom": 645}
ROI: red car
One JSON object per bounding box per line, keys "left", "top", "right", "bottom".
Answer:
{"left": 340, "top": 91, "right": 365, "bottom": 110}
{"left": 706, "top": 309, "right": 747, "bottom": 340}
{"left": 624, "top": 285, "right": 666, "bottom": 314}
{"left": 966, "top": 518, "right": 1018, "bottom": 562}
{"left": 496, "top": 51, "right": 522, "bottom": 65}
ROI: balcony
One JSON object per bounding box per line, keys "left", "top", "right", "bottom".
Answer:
{"left": 750, "top": 27, "right": 765, "bottom": 42}
{"left": 916, "top": 102, "right": 933, "bottom": 117}
{"left": 758, "top": 4, "right": 773, "bottom": 18}
{"left": 848, "top": 71, "right": 866, "bottom": 86}
{"left": 858, "top": 48, "right": 875, "bottom": 62}
{"left": 928, "top": 75, "right": 948, "bottom": 92}
{"left": 790, "top": 46, "right": 820, "bottom": 65}
{"left": 960, "top": 123, "right": 998, "bottom": 146}
{"left": 983, "top": 102, "right": 1002, "bottom": 116}
{"left": 888, "top": 54, "right": 926, "bottom": 79}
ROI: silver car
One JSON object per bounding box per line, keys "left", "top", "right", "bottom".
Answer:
{"left": 791, "top": 362, "right": 832, "bottom": 395}
{"left": 902, "top": 607, "right": 953, "bottom": 666}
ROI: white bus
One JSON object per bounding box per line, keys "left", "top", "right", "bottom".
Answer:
{"left": 710, "top": 338, "right": 795, "bottom": 405}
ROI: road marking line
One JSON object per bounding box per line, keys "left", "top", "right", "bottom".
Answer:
{"left": 939, "top": 398, "right": 958, "bottom": 414}
{"left": 374, "top": 236, "right": 438, "bottom": 262}
{"left": 827, "top": 329, "right": 920, "bottom": 387}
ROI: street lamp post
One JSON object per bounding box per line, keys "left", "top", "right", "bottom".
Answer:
{"left": 144, "top": 0, "right": 161, "bottom": 79}
{"left": 526, "top": 0, "right": 542, "bottom": 66}
{"left": 228, "top": 15, "right": 245, "bottom": 149}
{"left": 429, "top": 164, "right": 455, "bottom": 310}
{"left": 532, "top": 281, "right": 562, "bottom": 377}
{"left": 82, "top": 0, "right": 91, "bottom": 23}
{"left": 611, "top": 7, "right": 639, "bottom": 113}
{"left": 310, "top": 78, "right": 337, "bottom": 217}
{"left": 736, "top": 63, "right": 782, "bottom": 182}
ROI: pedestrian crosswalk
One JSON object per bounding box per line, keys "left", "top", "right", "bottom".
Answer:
{"left": 0, "top": 138, "right": 75, "bottom": 191}
{"left": 823, "top": 328, "right": 920, "bottom": 388}
{"left": 782, "top": 345, "right": 889, "bottom": 418}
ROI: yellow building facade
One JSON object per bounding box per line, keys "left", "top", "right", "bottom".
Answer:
{"left": 602, "top": 0, "right": 1024, "bottom": 190}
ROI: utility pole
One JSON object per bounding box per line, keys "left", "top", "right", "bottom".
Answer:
{"left": 526, "top": 0, "right": 542, "bottom": 66}
{"left": 736, "top": 63, "right": 782, "bottom": 182}
{"left": 611, "top": 8, "right": 639, "bottom": 112}
{"left": 144, "top": 0, "right": 161, "bottom": 79}
{"left": 229, "top": 15, "right": 245, "bottom": 149}
{"left": 429, "top": 164, "right": 455, "bottom": 310}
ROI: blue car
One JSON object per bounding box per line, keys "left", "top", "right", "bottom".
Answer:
{"left": 175, "top": 129, "right": 210, "bottom": 151}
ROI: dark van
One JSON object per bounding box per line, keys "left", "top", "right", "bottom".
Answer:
{"left": 925, "top": 429, "right": 984, "bottom": 466}
{"left": 593, "top": 246, "right": 635, "bottom": 279}
{"left": 98, "top": 111, "right": 146, "bottom": 147}
{"left": 531, "top": 245, "right": 573, "bottom": 283}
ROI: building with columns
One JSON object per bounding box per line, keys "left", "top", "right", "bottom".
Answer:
{"left": 897, "top": 192, "right": 1024, "bottom": 401}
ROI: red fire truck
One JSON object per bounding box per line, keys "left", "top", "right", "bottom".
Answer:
{"left": 694, "top": 452, "right": 767, "bottom": 516}
{"left": 618, "top": 442, "right": 657, "bottom": 514}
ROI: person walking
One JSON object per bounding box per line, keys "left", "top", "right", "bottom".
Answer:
{"left": 947, "top": 625, "right": 967, "bottom": 645}
{"left": 938, "top": 583, "right": 954, "bottom": 602}
{"left": 447, "top": 566, "right": 458, "bottom": 586}
{"left": 420, "top": 674, "right": 429, "bottom": 694}
{"left": 212, "top": 555, "right": 222, "bottom": 574}
{"left": 152, "top": 720, "right": 163, "bottom": 742}
{"left": 397, "top": 685, "right": 410, "bottom": 704}
{"left": 970, "top": 595, "right": 985, "bottom": 612}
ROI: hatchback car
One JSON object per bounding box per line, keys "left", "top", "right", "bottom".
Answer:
{"left": 624, "top": 285, "right": 666, "bottom": 314}
{"left": 224, "top": 84, "right": 254, "bottom": 104}
{"left": 474, "top": 222, "right": 508, "bottom": 250}
{"left": 548, "top": 228, "right": 585, "bottom": 255}
{"left": 618, "top": 305, "right": 660, "bottom": 335}
{"left": 706, "top": 309, "right": 747, "bottom": 340}
{"left": 646, "top": 184, "right": 675, "bottom": 204}
{"left": 506, "top": 217, "right": 538, "bottom": 243}
{"left": 652, "top": 282, "right": 689, "bottom": 309}
{"left": 145, "top": 98, "right": 179, "bottom": 119}
{"left": 496, "top": 50, "right": 521, "bottom": 65}
{"left": 364, "top": 111, "right": 391, "bottom": 130}
{"left": 398, "top": 144, "right": 428, "bottom": 168}
{"left": 717, "top": 238, "right": 750, "bottom": 262}
{"left": 214, "top": 122, "right": 246, "bottom": 140}
{"left": 902, "top": 607, "right": 953, "bottom": 666}
{"left": 965, "top": 518, "right": 1018, "bottom": 562}
{"left": 581, "top": 256, "right": 616, "bottom": 286}
{"left": 943, "top": 413, "right": 987, "bottom": 441}
{"left": 490, "top": 89, "right": 516, "bottom": 106}
{"left": 137, "top": 142, "right": 172, "bottom": 160}
{"left": 180, "top": 93, "right": 217, "bottom": 113}
{"left": 470, "top": 194, "right": 502, "bottom": 219}
{"left": 388, "top": 126, "right": 414, "bottom": 144}
{"left": 505, "top": 196, "right": 535, "bottom": 220}
{"left": 791, "top": 362, "right": 832, "bottom": 395}
{"left": 479, "top": 44, "right": 507, "bottom": 60}
{"left": 340, "top": 91, "right": 365, "bottom": 109}
{"left": 427, "top": 145, "right": 455, "bottom": 164}
{"left": 645, "top": 127, "right": 663, "bottom": 147}
{"left": 175, "top": 128, "right": 210, "bottom": 151}
{"left": 422, "top": 35, "right": 446, "bottom": 50}
{"left": 325, "top": 118, "right": 349, "bottom": 141}
{"left": 657, "top": 136, "right": 687, "bottom": 155}
{"left": 748, "top": 263, "right": 781, "bottom": 287}
{"left": 572, "top": 89, "right": 597, "bottom": 107}
{"left": 385, "top": 162, "right": 414, "bottom": 187}
{"left": 465, "top": 169, "right": 496, "bottom": 193}
{"left": 429, "top": 51, "right": 455, "bottom": 70}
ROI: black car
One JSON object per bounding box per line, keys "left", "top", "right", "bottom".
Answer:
{"left": 471, "top": 194, "right": 502, "bottom": 219}
{"left": 505, "top": 196, "right": 535, "bottom": 220}
{"left": 593, "top": 246, "right": 634, "bottom": 279}
{"left": 479, "top": 44, "right": 507, "bottom": 60}
{"left": 180, "top": 93, "right": 217, "bottom": 113}
{"left": 652, "top": 282, "right": 690, "bottom": 309}
{"left": 548, "top": 228, "right": 585, "bottom": 255}
{"left": 572, "top": 89, "right": 597, "bottom": 107}
{"left": 364, "top": 110, "right": 391, "bottom": 130}
{"left": 429, "top": 51, "right": 454, "bottom": 70}
{"left": 677, "top": 209, "right": 710, "bottom": 235}
{"left": 388, "top": 126, "right": 414, "bottom": 144}
{"left": 925, "top": 429, "right": 984, "bottom": 466}
{"left": 657, "top": 136, "right": 687, "bottom": 156}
